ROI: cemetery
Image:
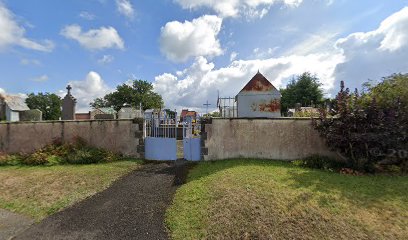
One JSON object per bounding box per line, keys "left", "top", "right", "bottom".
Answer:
{"left": 0, "top": 73, "right": 407, "bottom": 240}
{"left": 1, "top": 72, "right": 339, "bottom": 163}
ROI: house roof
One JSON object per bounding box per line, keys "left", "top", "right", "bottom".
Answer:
{"left": 239, "top": 72, "right": 278, "bottom": 93}
{"left": 1, "top": 95, "right": 30, "bottom": 111}
{"left": 180, "top": 109, "right": 197, "bottom": 118}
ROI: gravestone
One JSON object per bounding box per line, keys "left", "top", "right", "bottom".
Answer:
{"left": 62, "top": 85, "right": 76, "bottom": 120}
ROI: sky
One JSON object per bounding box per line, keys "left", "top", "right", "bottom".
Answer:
{"left": 0, "top": 0, "right": 408, "bottom": 113}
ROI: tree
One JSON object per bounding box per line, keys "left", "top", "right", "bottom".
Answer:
{"left": 90, "top": 80, "right": 164, "bottom": 112}
{"left": 25, "top": 93, "right": 62, "bottom": 120}
{"left": 163, "top": 109, "right": 176, "bottom": 118}
{"left": 203, "top": 111, "right": 220, "bottom": 118}
{"left": 280, "top": 72, "right": 324, "bottom": 114}
{"left": 361, "top": 73, "right": 408, "bottom": 107}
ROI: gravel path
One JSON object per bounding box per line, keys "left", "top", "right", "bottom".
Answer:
{"left": 14, "top": 163, "right": 178, "bottom": 240}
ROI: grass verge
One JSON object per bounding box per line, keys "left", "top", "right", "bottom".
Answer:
{"left": 166, "top": 159, "right": 408, "bottom": 240}
{"left": 0, "top": 160, "right": 142, "bottom": 220}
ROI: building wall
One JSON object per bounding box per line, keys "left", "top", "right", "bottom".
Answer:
{"left": 75, "top": 113, "right": 91, "bottom": 120}
{"left": 237, "top": 92, "right": 281, "bottom": 118}
{"left": 5, "top": 106, "right": 20, "bottom": 122}
{"left": 0, "top": 100, "right": 5, "bottom": 121}
{"left": 202, "top": 118, "right": 339, "bottom": 161}
{"left": 0, "top": 119, "right": 143, "bottom": 157}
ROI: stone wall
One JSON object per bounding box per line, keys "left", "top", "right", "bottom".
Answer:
{"left": 0, "top": 119, "right": 143, "bottom": 157}
{"left": 202, "top": 118, "right": 339, "bottom": 161}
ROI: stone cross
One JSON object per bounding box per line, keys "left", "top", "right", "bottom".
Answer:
{"left": 67, "top": 85, "right": 72, "bottom": 94}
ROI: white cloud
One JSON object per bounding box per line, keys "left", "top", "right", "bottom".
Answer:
{"left": 334, "top": 6, "right": 408, "bottom": 90}
{"left": 175, "top": 0, "right": 303, "bottom": 18}
{"left": 32, "top": 75, "right": 49, "bottom": 82}
{"left": 154, "top": 53, "right": 342, "bottom": 112}
{"left": 98, "top": 54, "right": 114, "bottom": 64}
{"left": 0, "top": 88, "right": 26, "bottom": 99}
{"left": 60, "top": 24, "right": 124, "bottom": 50}
{"left": 284, "top": 31, "right": 340, "bottom": 56}
{"left": 0, "top": 3, "right": 54, "bottom": 52}
{"left": 60, "top": 71, "right": 112, "bottom": 112}
{"left": 230, "top": 51, "right": 238, "bottom": 61}
{"left": 116, "top": 0, "right": 135, "bottom": 19}
{"left": 160, "top": 15, "right": 223, "bottom": 62}
{"left": 154, "top": 7, "right": 408, "bottom": 112}
{"left": 79, "top": 11, "right": 96, "bottom": 20}
{"left": 253, "top": 47, "right": 279, "bottom": 58}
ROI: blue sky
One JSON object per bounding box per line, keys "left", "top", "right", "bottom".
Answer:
{"left": 0, "top": 0, "right": 408, "bottom": 112}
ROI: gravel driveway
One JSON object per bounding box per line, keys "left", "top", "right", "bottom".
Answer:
{"left": 14, "top": 163, "right": 178, "bottom": 240}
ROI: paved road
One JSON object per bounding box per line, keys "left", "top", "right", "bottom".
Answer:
{"left": 14, "top": 163, "right": 178, "bottom": 240}
{"left": 0, "top": 209, "right": 34, "bottom": 240}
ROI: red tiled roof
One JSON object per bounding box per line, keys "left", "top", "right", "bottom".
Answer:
{"left": 240, "top": 72, "right": 277, "bottom": 92}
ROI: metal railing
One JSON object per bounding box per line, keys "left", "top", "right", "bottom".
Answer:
{"left": 182, "top": 116, "right": 201, "bottom": 139}
{"left": 217, "top": 97, "right": 237, "bottom": 118}
{"left": 144, "top": 115, "right": 178, "bottom": 139}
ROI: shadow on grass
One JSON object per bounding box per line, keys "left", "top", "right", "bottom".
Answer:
{"left": 185, "top": 159, "right": 294, "bottom": 180}
{"left": 186, "top": 159, "right": 408, "bottom": 205}
{"left": 284, "top": 167, "right": 408, "bottom": 204}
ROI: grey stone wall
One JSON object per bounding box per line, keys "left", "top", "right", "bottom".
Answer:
{"left": 202, "top": 118, "right": 339, "bottom": 161}
{"left": 0, "top": 119, "right": 143, "bottom": 157}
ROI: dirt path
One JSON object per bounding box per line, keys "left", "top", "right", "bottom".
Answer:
{"left": 14, "top": 163, "right": 178, "bottom": 240}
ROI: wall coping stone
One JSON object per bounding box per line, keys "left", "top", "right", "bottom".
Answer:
{"left": 211, "top": 117, "right": 319, "bottom": 121}
{"left": 0, "top": 118, "right": 142, "bottom": 125}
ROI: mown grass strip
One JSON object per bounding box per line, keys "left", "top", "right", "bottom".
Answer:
{"left": 166, "top": 159, "right": 408, "bottom": 240}
{"left": 0, "top": 160, "right": 142, "bottom": 220}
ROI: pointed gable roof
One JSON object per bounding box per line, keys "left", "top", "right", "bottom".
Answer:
{"left": 0, "top": 94, "right": 30, "bottom": 111}
{"left": 239, "top": 71, "right": 278, "bottom": 93}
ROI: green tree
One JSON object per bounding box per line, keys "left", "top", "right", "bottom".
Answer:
{"left": 90, "top": 80, "right": 164, "bottom": 112}
{"left": 163, "top": 109, "right": 177, "bottom": 118}
{"left": 203, "top": 111, "right": 220, "bottom": 118}
{"left": 25, "top": 93, "right": 62, "bottom": 120}
{"left": 361, "top": 73, "right": 408, "bottom": 107}
{"left": 280, "top": 72, "right": 324, "bottom": 114}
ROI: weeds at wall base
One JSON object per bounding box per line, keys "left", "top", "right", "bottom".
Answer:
{"left": 0, "top": 136, "right": 123, "bottom": 166}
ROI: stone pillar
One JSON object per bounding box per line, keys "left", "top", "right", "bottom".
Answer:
{"left": 62, "top": 85, "right": 76, "bottom": 120}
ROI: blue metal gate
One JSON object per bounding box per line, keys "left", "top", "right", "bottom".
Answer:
{"left": 144, "top": 115, "right": 177, "bottom": 161}
{"left": 183, "top": 116, "right": 202, "bottom": 161}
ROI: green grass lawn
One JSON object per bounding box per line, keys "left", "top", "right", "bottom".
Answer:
{"left": 0, "top": 160, "right": 142, "bottom": 220}
{"left": 166, "top": 159, "right": 408, "bottom": 240}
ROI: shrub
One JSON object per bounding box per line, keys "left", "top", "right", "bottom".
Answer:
{"left": 0, "top": 153, "right": 9, "bottom": 166}
{"left": 314, "top": 79, "right": 408, "bottom": 174}
{"left": 22, "top": 152, "right": 49, "bottom": 165}
{"left": 0, "top": 153, "right": 24, "bottom": 166}
{"left": 103, "top": 150, "right": 120, "bottom": 162}
{"left": 72, "top": 136, "right": 88, "bottom": 148}
{"left": 64, "top": 148, "right": 97, "bottom": 164}
{"left": 63, "top": 147, "right": 118, "bottom": 164}
{"left": 293, "top": 155, "right": 345, "bottom": 171}
{"left": 0, "top": 136, "right": 122, "bottom": 167}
